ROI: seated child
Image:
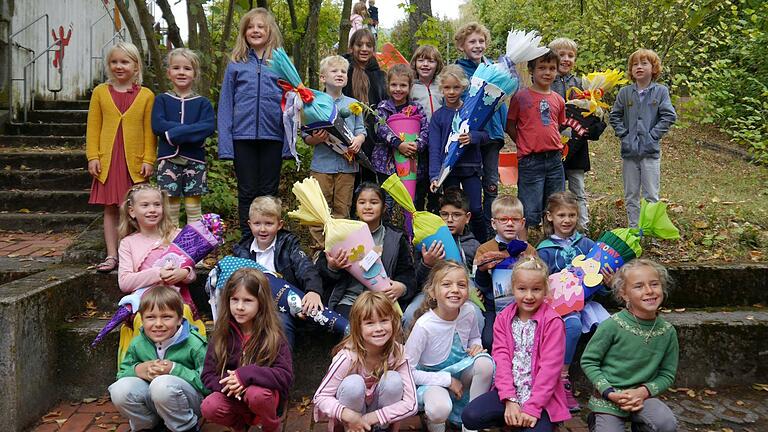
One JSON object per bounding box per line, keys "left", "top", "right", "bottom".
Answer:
{"left": 314, "top": 291, "right": 417, "bottom": 431}
{"left": 580, "top": 259, "right": 678, "bottom": 432}
{"left": 233, "top": 196, "right": 323, "bottom": 348}
{"left": 109, "top": 286, "right": 208, "bottom": 432}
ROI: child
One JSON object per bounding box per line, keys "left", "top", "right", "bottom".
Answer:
{"left": 462, "top": 257, "right": 570, "bottom": 431}
{"left": 319, "top": 183, "right": 416, "bottom": 317}
{"left": 232, "top": 196, "right": 323, "bottom": 348}
{"left": 349, "top": 1, "right": 369, "bottom": 43}
{"left": 536, "top": 191, "right": 610, "bottom": 412}
{"left": 109, "top": 286, "right": 208, "bottom": 432}
{"left": 314, "top": 291, "right": 418, "bottom": 431}
{"left": 506, "top": 49, "right": 566, "bottom": 231}
{"left": 428, "top": 65, "right": 487, "bottom": 242}
{"left": 580, "top": 259, "right": 678, "bottom": 432}
{"left": 218, "top": 8, "right": 285, "bottom": 236}
{"left": 405, "top": 260, "right": 494, "bottom": 432}
{"left": 474, "top": 195, "right": 537, "bottom": 349}
{"left": 87, "top": 41, "right": 156, "bottom": 273}
{"left": 367, "top": 0, "right": 379, "bottom": 42}
{"left": 455, "top": 22, "right": 509, "bottom": 240}
{"left": 609, "top": 49, "right": 677, "bottom": 228}
{"left": 549, "top": 38, "right": 581, "bottom": 102}
{"left": 153, "top": 48, "right": 216, "bottom": 227}
{"left": 304, "top": 55, "right": 366, "bottom": 254}
{"left": 201, "top": 268, "right": 294, "bottom": 432}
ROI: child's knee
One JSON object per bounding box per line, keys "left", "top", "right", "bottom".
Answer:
{"left": 108, "top": 377, "right": 146, "bottom": 406}
{"left": 337, "top": 374, "right": 366, "bottom": 400}
{"left": 472, "top": 356, "right": 494, "bottom": 378}
{"left": 201, "top": 392, "right": 230, "bottom": 419}
{"left": 423, "top": 387, "right": 452, "bottom": 423}
{"left": 378, "top": 371, "right": 403, "bottom": 393}
{"left": 147, "top": 375, "right": 183, "bottom": 406}
{"left": 244, "top": 386, "right": 279, "bottom": 412}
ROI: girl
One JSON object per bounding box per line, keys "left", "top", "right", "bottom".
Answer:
{"left": 462, "top": 257, "right": 570, "bottom": 431}
{"left": 405, "top": 261, "right": 494, "bottom": 432}
{"left": 314, "top": 291, "right": 417, "bottom": 431}
{"left": 349, "top": 1, "right": 370, "bottom": 43}
{"left": 580, "top": 259, "right": 678, "bottom": 432}
{"left": 218, "top": 8, "right": 285, "bottom": 237}
{"left": 153, "top": 48, "right": 215, "bottom": 227}
{"left": 86, "top": 41, "right": 156, "bottom": 273}
{"left": 201, "top": 268, "right": 294, "bottom": 432}
{"left": 535, "top": 191, "right": 610, "bottom": 412}
{"left": 428, "top": 65, "right": 487, "bottom": 243}
{"left": 320, "top": 183, "right": 416, "bottom": 318}
{"left": 343, "top": 28, "right": 387, "bottom": 183}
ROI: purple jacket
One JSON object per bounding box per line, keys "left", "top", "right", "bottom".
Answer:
{"left": 373, "top": 99, "right": 429, "bottom": 179}
{"left": 492, "top": 302, "right": 570, "bottom": 423}
{"left": 201, "top": 321, "right": 294, "bottom": 406}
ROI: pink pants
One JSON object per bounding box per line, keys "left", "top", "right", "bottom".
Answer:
{"left": 201, "top": 386, "right": 281, "bottom": 432}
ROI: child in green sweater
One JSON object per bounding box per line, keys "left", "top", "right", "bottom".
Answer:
{"left": 580, "top": 259, "right": 678, "bottom": 432}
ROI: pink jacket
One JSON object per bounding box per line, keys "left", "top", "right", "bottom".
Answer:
{"left": 117, "top": 230, "right": 196, "bottom": 293}
{"left": 313, "top": 346, "right": 417, "bottom": 429}
{"left": 492, "top": 302, "right": 570, "bottom": 423}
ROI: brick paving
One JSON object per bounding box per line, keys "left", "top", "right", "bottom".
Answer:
{"left": 0, "top": 231, "right": 74, "bottom": 258}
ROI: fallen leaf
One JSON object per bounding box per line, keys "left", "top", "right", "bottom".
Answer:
{"left": 736, "top": 399, "right": 746, "bottom": 405}
{"left": 56, "top": 419, "right": 67, "bottom": 426}
{"left": 751, "top": 383, "right": 768, "bottom": 392}
{"left": 746, "top": 315, "right": 755, "bottom": 320}
{"left": 711, "top": 197, "right": 720, "bottom": 203}
{"left": 749, "top": 250, "right": 763, "bottom": 261}
{"left": 82, "top": 397, "right": 97, "bottom": 403}
{"left": 46, "top": 276, "right": 59, "bottom": 282}
{"left": 704, "top": 389, "right": 717, "bottom": 396}
{"left": 614, "top": 199, "right": 625, "bottom": 209}
{"left": 19, "top": 208, "right": 30, "bottom": 213}
{"left": 722, "top": 428, "right": 734, "bottom": 432}
{"left": 42, "top": 411, "right": 62, "bottom": 422}
{"left": 694, "top": 220, "right": 709, "bottom": 229}
{"left": 674, "top": 308, "right": 686, "bottom": 312}
{"left": 686, "top": 389, "right": 696, "bottom": 397}
{"left": 7, "top": 253, "right": 20, "bottom": 258}
{"left": 660, "top": 308, "right": 672, "bottom": 313}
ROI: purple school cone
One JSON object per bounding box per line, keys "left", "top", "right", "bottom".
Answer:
{"left": 386, "top": 111, "right": 421, "bottom": 238}
{"left": 90, "top": 305, "right": 133, "bottom": 348}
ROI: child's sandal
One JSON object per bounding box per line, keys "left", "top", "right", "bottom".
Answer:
{"left": 95, "top": 256, "right": 118, "bottom": 273}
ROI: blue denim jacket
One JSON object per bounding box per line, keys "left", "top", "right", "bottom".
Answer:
{"left": 217, "top": 50, "right": 285, "bottom": 160}
{"left": 552, "top": 73, "right": 582, "bottom": 101}
{"left": 309, "top": 94, "right": 367, "bottom": 174}
{"left": 610, "top": 82, "right": 677, "bottom": 159}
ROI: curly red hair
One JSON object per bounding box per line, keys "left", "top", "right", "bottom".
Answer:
{"left": 627, "top": 48, "right": 662, "bottom": 81}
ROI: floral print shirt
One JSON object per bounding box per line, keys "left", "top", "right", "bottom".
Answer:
{"left": 511, "top": 316, "right": 538, "bottom": 404}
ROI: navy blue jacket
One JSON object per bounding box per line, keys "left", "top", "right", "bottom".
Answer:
{"left": 536, "top": 232, "right": 594, "bottom": 274}
{"left": 152, "top": 93, "right": 215, "bottom": 163}
{"left": 428, "top": 105, "right": 488, "bottom": 181}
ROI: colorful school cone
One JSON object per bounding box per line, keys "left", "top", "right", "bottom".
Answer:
{"left": 288, "top": 177, "right": 400, "bottom": 313}
{"left": 566, "top": 69, "right": 628, "bottom": 117}
{"left": 386, "top": 110, "right": 422, "bottom": 237}
{"left": 152, "top": 213, "right": 225, "bottom": 270}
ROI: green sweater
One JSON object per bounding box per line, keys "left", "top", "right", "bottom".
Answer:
{"left": 117, "top": 320, "right": 210, "bottom": 395}
{"left": 580, "top": 309, "right": 678, "bottom": 417}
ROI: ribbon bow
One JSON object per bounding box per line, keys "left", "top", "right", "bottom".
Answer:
{"left": 567, "top": 87, "right": 608, "bottom": 116}
{"left": 277, "top": 79, "right": 314, "bottom": 111}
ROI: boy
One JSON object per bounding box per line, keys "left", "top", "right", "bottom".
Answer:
{"left": 506, "top": 49, "right": 567, "bottom": 232}
{"left": 549, "top": 37, "right": 607, "bottom": 229}
{"left": 454, "top": 22, "right": 509, "bottom": 242}
{"left": 610, "top": 48, "right": 677, "bottom": 228}
{"left": 109, "top": 286, "right": 208, "bottom": 432}
{"left": 473, "top": 195, "right": 537, "bottom": 348}
{"left": 304, "top": 55, "right": 367, "bottom": 255}
{"left": 233, "top": 196, "right": 324, "bottom": 348}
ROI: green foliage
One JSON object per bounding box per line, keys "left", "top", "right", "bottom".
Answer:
{"left": 390, "top": 16, "right": 460, "bottom": 63}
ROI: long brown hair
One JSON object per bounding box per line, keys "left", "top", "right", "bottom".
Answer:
{"left": 349, "top": 28, "right": 376, "bottom": 104}
{"left": 230, "top": 8, "right": 283, "bottom": 62}
{"left": 542, "top": 190, "right": 580, "bottom": 235}
{"left": 212, "top": 268, "right": 286, "bottom": 375}
{"left": 117, "top": 183, "right": 176, "bottom": 243}
{"left": 410, "top": 260, "right": 468, "bottom": 330}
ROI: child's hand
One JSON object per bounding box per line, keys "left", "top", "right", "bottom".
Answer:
{"left": 458, "top": 133, "right": 471, "bottom": 145}
{"left": 87, "top": 160, "right": 102, "bottom": 178}
{"left": 518, "top": 412, "right": 537, "bottom": 428}
{"left": 430, "top": 180, "right": 440, "bottom": 193}
{"left": 504, "top": 400, "right": 523, "bottom": 426}
{"left": 326, "top": 249, "right": 351, "bottom": 271}
{"left": 397, "top": 141, "right": 417, "bottom": 157}
{"left": 340, "top": 408, "right": 370, "bottom": 432}
{"left": 161, "top": 267, "right": 190, "bottom": 285}
{"left": 147, "top": 359, "right": 173, "bottom": 379}
{"left": 466, "top": 344, "right": 486, "bottom": 357}
{"left": 607, "top": 391, "right": 637, "bottom": 411}
{"left": 134, "top": 361, "right": 155, "bottom": 381}
{"left": 421, "top": 240, "right": 445, "bottom": 267}
{"left": 140, "top": 162, "right": 154, "bottom": 178}
{"left": 220, "top": 370, "right": 245, "bottom": 399}
{"left": 620, "top": 387, "right": 649, "bottom": 411}
{"left": 383, "top": 281, "right": 406, "bottom": 300}
{"left": 474, "top": 287, "right": 485, "bottom": 304}
{"left": 448, "top": 377, "right": 463, "bottom": 399}
{"left": 349, "top": 135, "right": 365, "bottom": 154}
{"left": 301, "top": 291, "right": 324, "bottom": 315}
{"left": 600, "top": 267, "right": 615, "bottom": 288}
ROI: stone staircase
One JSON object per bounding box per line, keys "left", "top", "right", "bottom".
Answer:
{"left": 0, "top": 100, "right": 100, "bottom": 233}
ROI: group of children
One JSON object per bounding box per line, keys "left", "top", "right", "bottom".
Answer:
{"left": 83, "top": 6, "right": 680, "bottom": 432}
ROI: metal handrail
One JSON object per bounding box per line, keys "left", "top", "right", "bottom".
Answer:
{"left": 95, "top": 28, "right": 127, "bottom": 83}
{"left": 19, "top": 37, "right": 65, "bottom": 123}
{"left": 90, "top": 11, "right": 126, "bottom": 85}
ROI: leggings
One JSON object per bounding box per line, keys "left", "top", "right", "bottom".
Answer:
{"left": 462, "top": 388, "right": 556, "bottom": 431}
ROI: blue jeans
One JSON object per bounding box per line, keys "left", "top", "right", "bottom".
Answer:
{"left": 463, "top": 388, "right": 556, "bottom": 431}
{"left": 517, "top": 151, "right": 565, "bottom": 227}
{"left": 481, "top": 139, "right": 504, "bottom": 240}
{"left": 563, "top": 312, "right": 581, "bottom": 365}
{"left": 444, "top": 174, "right": 486, "bottom": 242}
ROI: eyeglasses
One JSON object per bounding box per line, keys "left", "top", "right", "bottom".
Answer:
{"left": 439, "top": 211, "right": 468, "bottom": 220}
{"left": 492, "top": 216, "right": 524, "bottom": 225}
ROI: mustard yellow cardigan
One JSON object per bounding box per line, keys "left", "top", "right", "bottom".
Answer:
{"left": 86, "top": 84, "right": 157, "bottom": 184}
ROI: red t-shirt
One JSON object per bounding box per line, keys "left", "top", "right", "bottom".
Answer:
{"left": 507, "top": 88, "right": 566, "bottom": 157}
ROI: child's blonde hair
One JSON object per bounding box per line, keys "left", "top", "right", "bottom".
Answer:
{"left": 542, "top": 191, "right": 580, "bottom": 236}
{"left": 411, "top": 261, "right": 469, "bottom": 328}
{"left": 410, "top": 45, "right": 444, "bottom": 80}
{"left": 248, "top": 195, "right": 283, "bottom": 221}
{"left": 454, "top": 22, "right": 491, "bottom": 51}
{"left": 167, "top": 48, "right": 201, "bottom": 84}
{"left": 138, "top": 285, "right": 184, "bottom": 317}
{"left": 118, "top": 184, "right": 176, "bottom": 243}
{"left": 105, "top": 41, "right": 143, "bottom": 85}
{"left": 334, "top": 291, "right": 404, "bottom": 378}
{"left": 319, "top": 55, "right": 350, "bottom": 76}
{"left": 352, "top": 1, "right": 369, "bottom": 18}
{"left": 231, "top": 8, "right": 283, "bottom": 62}
{"left": 627, "top": 48, "right": 662, "bottom": 81}
{"left": 387, "top": 63, "right": 414, "bottom": 90}
{"left": 611, "top": 258, "right": 671, "bottom": 304}
{"left": 436, "top": 64, "right": 469, "bottom": 89}
{"left": 491, "top": 194, "right": 524, "bottom": 217}
{"left": 548, "top": 38, "right": 578, "bottom": 54}
{"left": 511, "top": 256, "right": 550, "bottom": 294}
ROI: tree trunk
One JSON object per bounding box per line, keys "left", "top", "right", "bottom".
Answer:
{"left": 338, "top": 0, "right": 352, "bottom": 54}
{"left": 257, "top": 0, "right": 269, "bottom": 9}
{"left": 215, "top": 0, "right": 236, "bottom": 84}
{"left": 408, "top": 0, "right": 432, "bottom": 52}
{"left": 186, "top": 0, "right": 199, "bottom": 50}
{"left": 303, "top": 0, "right": 322, "bottom": 88}
{"left": 286, "top": 0, "right": 303, "bottom": 76}
{"left": 113, "top": 0, "right": 145, "bottom": 60}
{"left": 155, "top": 0, "right": 184, "bottom": 48}
{"left": 188, "top": 0, "right": 213, "bottom": 96}
{"left": 133, "top": 0, "right": 165, "bottom": 91}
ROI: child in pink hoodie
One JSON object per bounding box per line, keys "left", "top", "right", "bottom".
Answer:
{"left": 462, "top": 257, "right": 570, "bottom": 431}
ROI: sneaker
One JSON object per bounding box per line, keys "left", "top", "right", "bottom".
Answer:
{"left": 563, "top": 377, "right": 581, "bottom": 412}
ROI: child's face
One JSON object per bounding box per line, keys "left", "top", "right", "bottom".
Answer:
{"left": 248, "top": 213, "right": 284, "bottom": 250}
{"left": 109, "top": 49, "right": 139, "bottom": 85}
{"left": 631, "top": 57, "right": 653, "bottom": 82}
{"left": 142, "top": 305, "right": 182, "bottom": 343}
{"left": 129, "top": 190, "right": 164, "bottom": 232}
{"left": 168, "top": 55, "right": 195, "bottom": 93}
{"left": 245, "top": 15, "right": 270, "bottom": 50}
{"left": 556, "top": 49, "right": 577, "bottom": 76}
{"left": 388, "top": 74, "right": 411, "bottom": 105}
{"left": 512, "top": 269, "right": 547, "bottom": 320}
{"left": 351, "top": 36, "right": 374, "bottom": 64}
{"left": 434, "top": 268, "right": 469, "bottom": 313}
{"left": 491, "top": 211, "right": 525, "bottom": 242}
{"left": 415, "top": 57, "right": 438, "bottom": 81}
{"left": 320, "top": 64, "right": 348, "bottom": 89}
{"left": 546, "top": 204, "right": 578, "bottom": 238}
{"left": 439, "top": 204, "right": 470, "bottom": 236}
{"left": 440, "top": 76, "right": 464, "bottom": 107}
{"left": 621, "top": 265, "right": 664, "bottom": 320}
{"left": 356, "top": 190, "right": 384, "bottom": 225}
{"left": 360, "top": 311, "right": 393, "bottom": 351}
{"left": 531, "top": 58, "right": 558, "bottom": 88}
{"left": 230, "top": 285, "right": 260, "bottom": 327}
{"left": 460, "top": 32, "right": 487, "bottom": 63}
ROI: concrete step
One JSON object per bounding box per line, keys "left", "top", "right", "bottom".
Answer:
{"left": 34, "top": 99, "right": 90, "bottom": 110}
{"left": 0, "top": 168, "right": 91, "bottom": 190}
{"left": 26, "top": 109, "right": 88, "bottom": 124}
{"left": 0, "top": 135, "right": 84, "bottom": 148}
{"left": 7, "top": 122, "right": 86, "bottom": 137}
{"left": 0, "top": 212, "right": 98, "bottom": 232}
{"left": 0, "top": 150, "right": 85, "bottom": 170}
{"left": 0, "top": 190, "right": 95, "bottom": 212}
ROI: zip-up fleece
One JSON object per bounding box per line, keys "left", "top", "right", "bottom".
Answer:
{"left": 153, "top": 92, "right": 215, "bottom": 163}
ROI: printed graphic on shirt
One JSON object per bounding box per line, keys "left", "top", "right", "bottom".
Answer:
{"left": 539, "top": 99, "right": 551, "bottom": 126}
